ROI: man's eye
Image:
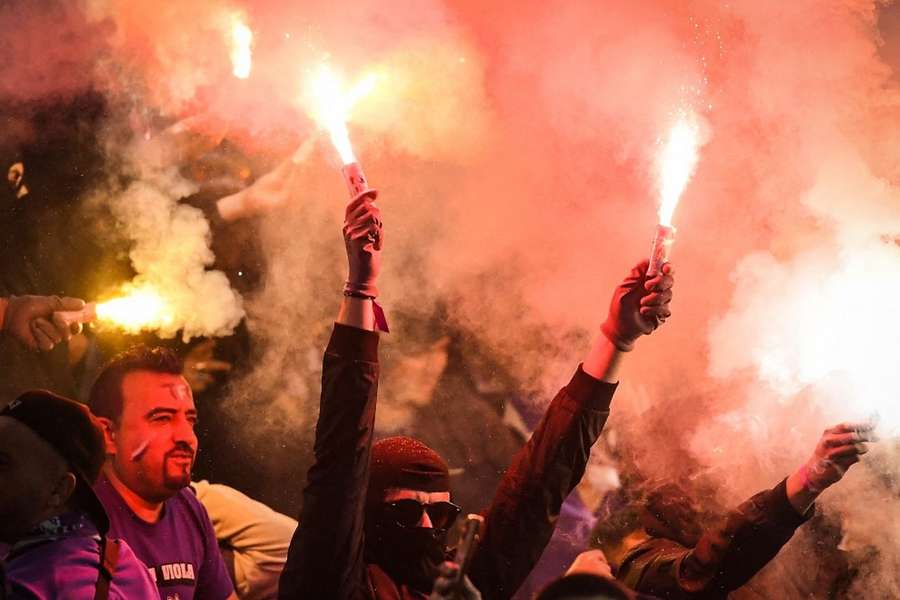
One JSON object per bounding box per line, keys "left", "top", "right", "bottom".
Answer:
{"left": 151, "top": 414, "right": 172, "bottom": 423}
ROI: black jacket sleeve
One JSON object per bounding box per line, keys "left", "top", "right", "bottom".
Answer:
{"left": 468, "top": 365, "right": 617, "bottom": 600}
{"left": 278, "top": 324, "right": 380, "bottom": 600}
{"left": 618, "top": 479, "right": 811, "bottom": 599}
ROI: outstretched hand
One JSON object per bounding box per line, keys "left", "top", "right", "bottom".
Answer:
{"left": 601, "top": 260, "right": 674, "bottom": 351}
{"left": 796, "top": 422, "right": 875, "bottom": 492}
{"left": 429, "top": 561, "right": 481, "bottom": 600}
{"left": 786, "top": 422, "right": 876, "bottom": 514}
{"left": 2, "top": 295, "right": 85, "bottom": 352}
{"left": 565, "top": 549, "right": 614, "bottom": 580}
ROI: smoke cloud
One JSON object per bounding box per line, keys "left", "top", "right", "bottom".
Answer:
{"left": 97, "top": 169, "right": 246, "bottom": 341}
{"left": 6, "top": 0, "right": 900, "bottom": 595}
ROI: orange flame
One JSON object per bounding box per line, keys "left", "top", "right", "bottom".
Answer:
{"left": 95, "top": 286, "right": 174, "bottom": 334}
{"left": 304, "top": 64, "right": 378, "bottom": 164}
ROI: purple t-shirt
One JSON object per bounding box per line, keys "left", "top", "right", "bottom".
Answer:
{"left": 3, "top": 512, "right": 158, "bottom": 599}
{"left": 95, "top": 475, "right": 234, "bottom": 600}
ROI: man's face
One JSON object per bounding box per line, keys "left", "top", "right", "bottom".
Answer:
{"left": 107, "top": 371, "right": 198, "bottom": 503}
{"left": 0, "top": 417, "right": 67, "bottom": 543}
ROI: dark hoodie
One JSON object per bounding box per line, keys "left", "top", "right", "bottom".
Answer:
{"left": 278, "top": 323, "right": 618, "bottom": 600}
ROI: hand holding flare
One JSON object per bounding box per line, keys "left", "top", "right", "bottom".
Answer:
{"left": 602, "top": 260, "right": 675, "bottom": 352}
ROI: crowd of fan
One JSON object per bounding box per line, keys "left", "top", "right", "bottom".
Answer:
{"left": 0, "top": 167, "right": 876, "bottom": 600}
{"left": 0, "top": 96, "right": 877, "bottom": 599}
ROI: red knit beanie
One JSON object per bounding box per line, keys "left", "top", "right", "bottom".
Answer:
{"left": 366, "top": 437, "right": 450, "bottom": 511}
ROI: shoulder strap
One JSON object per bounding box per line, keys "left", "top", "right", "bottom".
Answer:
{"left": 93, "top": 536, "right": 120, "bottom": 600}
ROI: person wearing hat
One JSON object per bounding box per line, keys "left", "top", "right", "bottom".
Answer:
{"left": 0, "top": 390, "right": 157, "bottom": 599}
{"left": 278, "top": 192, "right": 675, "bottom": 599}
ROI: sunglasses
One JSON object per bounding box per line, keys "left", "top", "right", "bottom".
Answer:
{"left": 383, "top": 499, "right": 462, "bottom": 530}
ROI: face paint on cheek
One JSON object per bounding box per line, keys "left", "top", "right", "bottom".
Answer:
{"left": 130, "top": 438, "right": 152, "bottom": 462}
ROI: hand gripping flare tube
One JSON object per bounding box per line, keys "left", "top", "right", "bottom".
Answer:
{"left": 647, "top": 224, "right": 676, "bottom": 278}
{"left": 53, "top": 302, "right": 98, "bottom": 330}
{"left": 341, "top": 161, "right": 378, "bottom": 202}
{"left": 340, "top": 160, "right": 389, "bottom": 332}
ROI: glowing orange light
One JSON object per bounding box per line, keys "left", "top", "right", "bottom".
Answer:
{"left": 95, "top": 286, "right": 174, "bottom": 334}
{"left": 229, "top": 15, "right": 253, "bottom": 79}
{"left": 305, "top": 64, "right": 378, "bottom": 164}
{"left": 656, "top": 112, "right": 701, "bottom": 226}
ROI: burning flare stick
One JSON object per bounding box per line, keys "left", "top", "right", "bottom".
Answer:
{"left": 306, "top": 62, "right": 389, "bottom": 332}
{"left": 229, "top": 14, "right": 253, "bottom": 79}
{"left": 307, "top": 64, "right": 378, "bottom": 200}
{"left": 647, "top": 113, "right": 702, "bottom": 277}
{"left": 52, "top": 288, "right": 173, "bottom": 334}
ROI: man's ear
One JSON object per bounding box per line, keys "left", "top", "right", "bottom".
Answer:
{"left": 95, "top": 416, "right": 117, "bottom": 456}
{"left": 50, "top": 472, "right": 77, "bottom": 509}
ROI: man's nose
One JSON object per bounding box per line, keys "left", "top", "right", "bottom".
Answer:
{"left": 172, "top": 418, "right": 198, "bottom": 447}
{"left": 418, "top": 509, "right": 433, "bottom": 529}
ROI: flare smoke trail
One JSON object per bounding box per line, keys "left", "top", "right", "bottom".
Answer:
{"left": 5, "top": 0, "right": 900, "bottom": 596}
{"left": 97, "top": 173, "right": 246, "bottom": 341}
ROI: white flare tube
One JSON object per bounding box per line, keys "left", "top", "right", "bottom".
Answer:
{"left": 341, "top": 162, "right": 378, "bottom": 202}
{"left": 647, "top": 224, "right": 676, "bottom": 278}
{"left": 53, "top": 303, "right": 98, "bottom": 329}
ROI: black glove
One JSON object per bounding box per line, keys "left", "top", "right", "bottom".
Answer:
{"left": 601, "top": 260, "right": 674, "bottom": 351}
{"left": 343, "top": 195, "right": 383, "bottom": 298}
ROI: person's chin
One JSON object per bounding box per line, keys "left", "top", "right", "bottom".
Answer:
{"left": 163, "top": 465, "right": 193, "bottom": 490}
{"left": 163, "top": 474, "right": 191, "bottom": 491}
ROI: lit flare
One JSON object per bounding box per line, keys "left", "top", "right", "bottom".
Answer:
{"left": 96, "top": 288, "right": 173, "bottom": 333}
{"left": 656, "top": 113, "right": 701, "bottom": 227}
{"left": 647, "top": 112, "right": 702, "bottom": 276}
{"left": 53, "top": 286, "right": 174, "bottom": 334}
{"left": 305, "top": 64, "right": 378, "bottom": 164}
{"left": 229, "top": 15, "right": 253, "bottom": 79}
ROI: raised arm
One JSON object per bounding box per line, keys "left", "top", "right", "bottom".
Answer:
{"left": 620, "top": 422, "right": 876, "bottom": 598}
{"left": 278, "top": 193, "right": 384, "bottom": 599}
{"left": 469, "top": 260, "right": 674, "bottom": 600}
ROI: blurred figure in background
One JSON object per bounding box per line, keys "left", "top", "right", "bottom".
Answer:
{"left": 0, "top": 92, "right": 116, "bottom": 403}
{"left": 192, "top": 480, "right": 297, "bottom": 600}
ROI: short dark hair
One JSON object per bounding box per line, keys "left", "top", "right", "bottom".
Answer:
{"left": 88, "top": 345, "right": 183, "bottom": 423}
{"left": 536, "top": 573, "right": 634, "bottom": 600}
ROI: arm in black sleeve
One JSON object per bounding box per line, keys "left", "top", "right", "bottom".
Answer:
{"left": 619, "top": 479, "right": 811, "bottom": 599}
{"left": 278, "top": 324, "right": 380, "bottom": 600}
{"left": 468, "top": 365, "right": 617, "bottom": 600}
